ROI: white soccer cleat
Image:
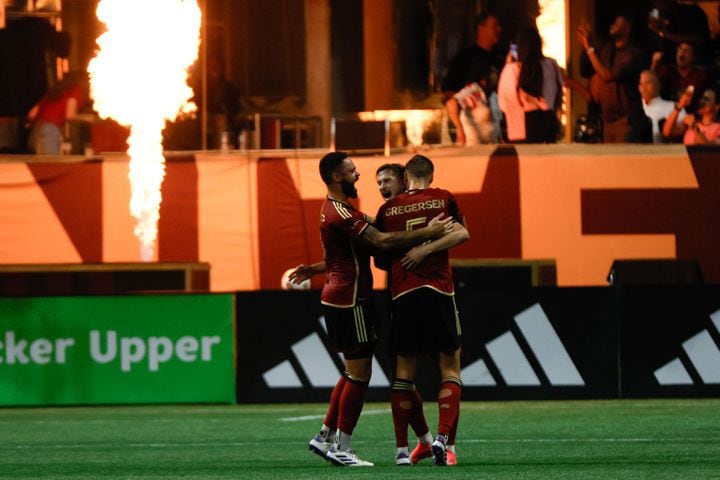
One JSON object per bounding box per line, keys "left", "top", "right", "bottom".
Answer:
{"left": 326, "top": 447, "right": 374, "bottom": 467}
{"left": 395, "top": 450, "right": 411, "bottom": 466}
{"left": 432, "top": 434, "right": 448, "bottom": 466}
{"left": 308, "top": 434, "right": 333, "bottom": 460}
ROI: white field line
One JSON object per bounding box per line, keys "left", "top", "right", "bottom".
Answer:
{"left": 279, "top": 408, "right": 389, "bottom": 422}
{"left": 4, "top": 437, "right": 719, "bottom": 450}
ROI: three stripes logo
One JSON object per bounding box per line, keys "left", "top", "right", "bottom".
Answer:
{"left": 263, "top": 302, "right": 584, "bottom": 389}
{"left": 654, "top": 308, "right": 720, "bottom": 386}
{"left": 262, "top": 316, "right": 390, "bottom": 388}
{"left": 462, "top": 303, "right": 585, "bottom": 387}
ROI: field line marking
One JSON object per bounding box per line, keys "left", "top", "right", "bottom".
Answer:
{"left": 5, "top": 437, "right": 719, "bottom": 450}
{"left": 279, "top": 408, "right": 389, "bottom": 422}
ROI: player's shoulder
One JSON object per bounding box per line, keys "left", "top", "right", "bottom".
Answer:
{"left": 425, "top": 187, "right": 454, "bottom": 198}
{"left": 323, "top": 198, "right": 358, "bottom": 220}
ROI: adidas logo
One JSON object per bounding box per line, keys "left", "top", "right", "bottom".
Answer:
{"left": 262, "top": 316, "right": 389, "bottom": 388}
{"left": 654, "top": 308, "right": 720, "bottom": 385}
{"left": 462, "top": 303, "right": 585, "bottom": 387}
{"left": 263, "top": 302, "right": 584, "bottom": 389}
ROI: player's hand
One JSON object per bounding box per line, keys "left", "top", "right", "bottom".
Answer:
{"left": 401, "top": 245, "right": 429, "bottom": 271}
{"left": 288, "top": 264, "right": 314, "bottom": 284}
{"left": 427, "top": 214, "right": 454, "bottom": 238}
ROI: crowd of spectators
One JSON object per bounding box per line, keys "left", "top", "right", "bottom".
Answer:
{"left": 444, "top": 0, "right": 720, "bottom": 146}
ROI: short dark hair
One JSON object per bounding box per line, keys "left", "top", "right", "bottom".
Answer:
{"left": 475, "top": 11, "right": 497, "bottom": 28}
{"left": 319, "top": 151, "right": 349, "bottom": 185}
{"left": 405, "top": 155, "right": 434, "bottom": 179}
{"left": 376, "top": 163, "right": 404, "bottom": 179}
{"left": 678, "top": 40, "right": 697, "bottom": 53}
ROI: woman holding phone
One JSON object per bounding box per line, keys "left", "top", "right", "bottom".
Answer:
{"left": 498, "top": 27, "right": 563, "bottom": 143}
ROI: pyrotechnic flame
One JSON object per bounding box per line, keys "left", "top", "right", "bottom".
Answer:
{"left": 88, "top": 0, "right": 201, "bottom": 261}
{"left": 537, "top": 0, "right": 566, "bottom": 69}
{"left": 537, "top": 0, "right": 568, "bottom": 129}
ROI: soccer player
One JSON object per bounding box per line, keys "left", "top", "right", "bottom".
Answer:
{"left": 375, "top": 154, "right": 469, "bottom": 466}
{"left": 303, "top": 151, "right": 452, "bottom": 467}
{"left": 288, "top": 163, "right": 406, "bottom": 283}
{"left": 376, "top": 163, "right": 405, "bottom": 200}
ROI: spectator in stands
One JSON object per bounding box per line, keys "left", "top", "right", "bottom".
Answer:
{"left": 498, "top": 27, "right": 563, "bottom": 143}
{"left": 577, "top": 15, "right": 649, "bottom": 143}
{"left": 442, "top": 12, "right": 504, "bottom": 145}
{"left": 639, "top": 69, "right": 684, "bottom": 143}
{"left": 26, "top": 71, "right": 88, "bottom": 155}
{"left": 648, "top": 0, "right": 711, "bottom": 68}
{"left": 652, "top": 42, "right": 711, "bottom": 114}
{"left": 662, "top": 86, "right": 720, "bottom": 145}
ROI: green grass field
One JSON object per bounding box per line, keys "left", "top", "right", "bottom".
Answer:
{"left": 2, "top": 399, "right": 719, "bottom": 479}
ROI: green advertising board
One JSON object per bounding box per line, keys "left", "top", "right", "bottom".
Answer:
{"left": 0, "top": 294, "right": 235, "bottom": 406}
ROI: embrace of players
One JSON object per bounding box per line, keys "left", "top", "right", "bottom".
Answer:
{"left": 289, "top": 152, "right": 469, "bottom": 467}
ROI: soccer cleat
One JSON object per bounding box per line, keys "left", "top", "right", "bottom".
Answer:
{"left": 431, "top": 434, "right": 448, "bottom": 466}
{"left": 326, "top": 447, "right": 374, "bottom": 467}
{"left": 410, "top": 442, "right": 433, "bottom": 464}
{"left": 308, "top": 434, "right": 333, "bottom": 460}
{"left": 447, "top": 450, "right": 457, "bottom": 466}
{"left": 395, "top": 451, "right": 411, "bottom": 466}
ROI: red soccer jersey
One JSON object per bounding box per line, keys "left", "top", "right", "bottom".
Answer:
{"left": 320, "top": 197, "right": 373, "bottom": 307}
{"left": 375, "top": 188, "right": 462, "bottom": 299}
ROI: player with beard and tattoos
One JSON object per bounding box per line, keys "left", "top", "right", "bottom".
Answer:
{"left": 304, "top": 151, "right": 453, "bottom": 467}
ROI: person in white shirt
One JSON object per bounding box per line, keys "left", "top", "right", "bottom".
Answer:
{"left": 639, "top": 69, "right": 685, "bottom": 143}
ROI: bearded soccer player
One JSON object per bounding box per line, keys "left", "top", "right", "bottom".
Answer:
{"left": 304, "top": 151, "right": 452, "bottom": 467}
{"left": 289, "top": 163, "right": 406, "bottom": 282}
{"left": 375, "top": 154, "right": 469, "bottom": 466}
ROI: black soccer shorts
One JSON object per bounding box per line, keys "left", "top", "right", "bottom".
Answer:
{"left": 322, "top": 302, "right": 379, "bottom": 359}
{"left": 391, "top": 287, "right": 461, "bottom": 356}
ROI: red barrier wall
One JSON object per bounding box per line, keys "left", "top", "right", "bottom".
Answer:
{"left": 0, "top": 144, "right": 717, "bottom": 290}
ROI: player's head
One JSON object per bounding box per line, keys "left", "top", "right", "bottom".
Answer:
{"left": 405, "top": 155, "right": 434, "bottom": 183}
{"left": 376, "top": 163, "right": 405, "bottom": 200}
{"left": 319, "top": 151, "right": 359, "bottom": 198}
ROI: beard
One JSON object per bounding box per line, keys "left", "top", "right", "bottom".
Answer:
{"left": 341, "top": 179, "right": 358, "bottom": 198}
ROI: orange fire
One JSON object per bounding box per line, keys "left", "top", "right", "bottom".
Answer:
{"left": 536, "top": 0, "right": 567, "bottom": 130}
{"left": 537, "top": 0, "right": 566, "bottom": 69}
{"left": 88, "top": 0, "right": 201, "bottom": 261}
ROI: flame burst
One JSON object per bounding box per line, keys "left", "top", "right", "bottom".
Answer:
{"left": 537, "top": 0, "right": 566, "bottom": 69}
{"left": 88, "top": 0, "right": 201, "bottom": 261}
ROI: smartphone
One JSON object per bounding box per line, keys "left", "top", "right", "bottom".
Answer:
{"left": 650, "top": 8, "right": 659, "bottom": 20}
{"left": 510, "top": 43, "right": 518, "bottom": 60}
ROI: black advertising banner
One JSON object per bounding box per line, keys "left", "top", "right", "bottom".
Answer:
{"left": 618, "top": 286, "right": 720, "bottom": 398}
{"left": 235, "top": 286, "right": 720, "bottom": 403}
{"left": 454, "top": 287, "right": 618, "bottom": 401}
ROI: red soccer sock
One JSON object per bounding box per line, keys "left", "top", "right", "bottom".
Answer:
{"left": 409, "top": 387, "right": 430, "bottom": 439}
{"left": 337, "top": 376, "right": 368, "bottom": 435}
{"left": 448, "top": 408, "right": 459, "bottom": 445}
{"left": 391, "top": 379, "right": 415, "bottom": 447}
{"left": 437, "top": 379, "right": 461, "bottom": 437}
{"left": 323, "top": 375, "right": 347, "bottom": 431}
